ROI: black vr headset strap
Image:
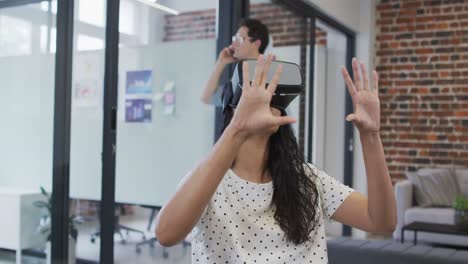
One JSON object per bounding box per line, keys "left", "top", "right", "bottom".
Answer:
{"left": 221, "top": 82, "right": 233, "bottom": 113}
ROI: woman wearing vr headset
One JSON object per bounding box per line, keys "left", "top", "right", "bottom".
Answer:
{"left": 156, "top": 55, "right": 396, "bottom": 263}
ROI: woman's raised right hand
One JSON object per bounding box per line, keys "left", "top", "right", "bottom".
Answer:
{"left": 228, "top": 54, "right": 296, "bottom": 137}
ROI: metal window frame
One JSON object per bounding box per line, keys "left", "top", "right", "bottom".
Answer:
{"left": 51, "top": 0, "right": 74, "bottom": 262}
{"left": 100, "top": 0, "right": 120, "bottom": 263}
{"left": 214, "top": 0, "right": 249, "bottom": 142}
{"left": 308, "top": 15, "right": 316, "bottom": 163}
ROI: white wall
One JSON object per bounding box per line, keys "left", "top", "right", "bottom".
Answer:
{"left": 0, "top": 3, "right": 55, "bottom": 191}
{"left": 162, "top": 0, "right": 217, "bottom": 13}
{"left": 323, "top": 31, "right": 348, "bottom": 237}
{"left": 0, "top": 54, "right": 55, "bottom": 191}
{"left": 309, "top": 0, "right": 361, "bottom": 32}
{"left": 312, "top": 45, "right": 326, "bottom": 167}
{"left": 114, "top": 40, "right": 216, "bottom": 206}
{"left": 352, "top": 0, "right": 377, "bottom": 239}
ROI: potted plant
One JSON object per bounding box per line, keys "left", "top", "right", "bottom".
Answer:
{"left": 33, "top": 187, "right": 82, "bottom": 264}
{"left": 453, "top": 195, "right": 468, "bottom": 230}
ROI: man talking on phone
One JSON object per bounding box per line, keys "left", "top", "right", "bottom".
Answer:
{"left": 201, "top": 19, "right": 270, "bottom": 105}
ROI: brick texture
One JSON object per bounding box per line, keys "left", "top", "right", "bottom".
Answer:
{"left": 375, "top": 0, "right": 468, "bottom": 182}
{"left": 164, "top": 9, "right": 216, "bottom": 42}
{"left": 163, "top": 3, "right": 327, "bottom": 47}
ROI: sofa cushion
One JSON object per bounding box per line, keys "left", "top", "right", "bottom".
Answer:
{"left": 454, "top": 169, "right": 468, "bottom": 198}
{"left": 405, "top": 207, "right": 455, "bottom": 225}
{"left": 327, "top": 238, "right": 468, "bottom": 264}
{"left": 406, "top": 168, "right": 460, "bottom": 207}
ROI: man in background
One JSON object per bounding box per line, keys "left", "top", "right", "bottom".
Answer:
{"left": 201, "top": 19, "right": 270, "bottom": 105}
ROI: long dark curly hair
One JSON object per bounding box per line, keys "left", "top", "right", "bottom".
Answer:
{"left": 223, "top": 107, "right": 320, "bottom": 245}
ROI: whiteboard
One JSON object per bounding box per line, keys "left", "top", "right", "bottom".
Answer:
{"left": 69, "top": 40, "right": 216, "bottom": 206}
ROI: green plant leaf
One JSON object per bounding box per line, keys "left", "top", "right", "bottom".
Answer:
{"left": 40, "top": 186, "right": 48, "bottom": 197}
{"left": 453, "top": 195, "right": 468, "bottom": 211}
{"left": 33, "top": 201, "right": 49, "bottom": 209}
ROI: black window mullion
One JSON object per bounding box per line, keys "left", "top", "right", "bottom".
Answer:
{"left": 306, "top": 16, "right": 316, "bottom": 164}
{"left": 214, "top": 0, "right": 249, "bottom": 142}
{"left": 342, "top": 35, "right": 356, "bottom": 237}
{"left": 100, "top": 0, "right": 120, "bottom": 263}
{"left": 51, "top": 0, "right": 74, "bottom": 262}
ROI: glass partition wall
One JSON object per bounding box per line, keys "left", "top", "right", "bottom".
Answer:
{"left": 113, "top": 0, "right": 217, "bottom": 262}
{"left": 0, "top": 1, "right": 356, "bottom": 263}
{"left": 0, "top": 1, "right": 57, "bottom": 263}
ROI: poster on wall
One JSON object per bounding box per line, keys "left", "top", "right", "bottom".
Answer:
{"left": 126, "top": 70, "right": 152, "bottom": 94}
{"left": 74, "top": 79, "right": 99, "bottom": 107}
{"left": 73, "top": 54, "right": 102, "bottom": 108}
{"left": 125, "top": 99, "right": 152, "bottom": 123}
{"left": 163, "top": 81, "right": 176, "bottom": 115}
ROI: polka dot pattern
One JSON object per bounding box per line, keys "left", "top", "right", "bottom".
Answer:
{"left": 190, "top": 164, "right": 354, "bottom": 263}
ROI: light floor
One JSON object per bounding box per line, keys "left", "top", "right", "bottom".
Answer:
{"left": 0, "top": 208, "right": 395, "bottom": 264}
{"left": 0, "top": 207, "right": 191, "bottom": 264}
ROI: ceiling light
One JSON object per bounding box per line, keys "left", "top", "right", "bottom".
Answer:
{"left": 134, "top": 0, "right": 179, "bottom": 15}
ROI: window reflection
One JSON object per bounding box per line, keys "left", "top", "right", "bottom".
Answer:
{"left": 78, "top": 0, "right": 105, "bottom": 27}
{"left": 77, "top": 34, "right": 104, "bottom": 51}
{"left": 0, "top": 15, "right": 32, "bottom": 57}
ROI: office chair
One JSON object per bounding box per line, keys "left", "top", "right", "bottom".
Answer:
{"left": 135, "top": 206, "right": 190, "bottom": 258}
{"left": 90, "top": 203, "right": 146, "bottom": 244}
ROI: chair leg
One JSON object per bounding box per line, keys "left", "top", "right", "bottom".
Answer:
{"left": 118, "top": 224, "right": 146, "bottom": 241}
{"left": 136, "top": 238, "right": 156, "bottom": 254}
{"left": 135, "top": 237, "right": 171, "bottom": 259}
{"left": 147, "top": 209, "right": 157, "bottom": 231}
{"left": 117, "top": 228, "right": 126, "bottom": 244}
{"left": 90, "top": 230, "right": 100, "bottom": 243}
{"left": 119, "top": 224, "right": 145, "bottom": 236}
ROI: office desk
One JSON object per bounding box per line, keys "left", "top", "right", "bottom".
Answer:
{"left": 0, "top": 187, "right": 46, "bottom": 264}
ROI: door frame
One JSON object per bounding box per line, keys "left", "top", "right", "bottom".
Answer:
{"left": 99, "top": 0, "right": 120, "bottom": 263}
{"left": 52, "top": 0, "right": 75, "bottom": 261}
{"left": 214, "top": 0, "right": 249, "bottom": 142}
{"left": 272, "top": 0, "right": 356, "bottom": 236}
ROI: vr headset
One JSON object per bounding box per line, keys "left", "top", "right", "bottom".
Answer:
{"left": 222, "top": 59, "right": 304, "bottom": 112}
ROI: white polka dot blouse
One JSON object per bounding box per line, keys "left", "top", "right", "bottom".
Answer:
{"left": 190, "top": 163, "right": 354, "bottom": 263}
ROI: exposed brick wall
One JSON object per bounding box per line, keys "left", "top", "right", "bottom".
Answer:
{"left": 250, "top": 3, "right": 327, "bottom": 47}
{"left": 164, "top": 3, "right": 327, "bottom": 47}
{"left": 375, "top": 0, "right": 468, "bottom": 182}
{"left": 164, "top": 9, "right": 216, "bottom": 42}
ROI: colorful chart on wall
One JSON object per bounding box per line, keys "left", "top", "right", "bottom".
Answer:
{"left": 126, "top": 70, "right": 152, "bottom": 94}
{"left": 73, "top": 54, "right": 102, "bottom": 108}
{"left": 125, "top": 99, "right": 152, "bottom": 123}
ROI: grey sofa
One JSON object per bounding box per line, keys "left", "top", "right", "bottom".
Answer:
{"left": 327, "top": 237, "right": 468, "bottom": 264}
{"left": 393, "top": 168, "right": 468, "bottom": 247}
